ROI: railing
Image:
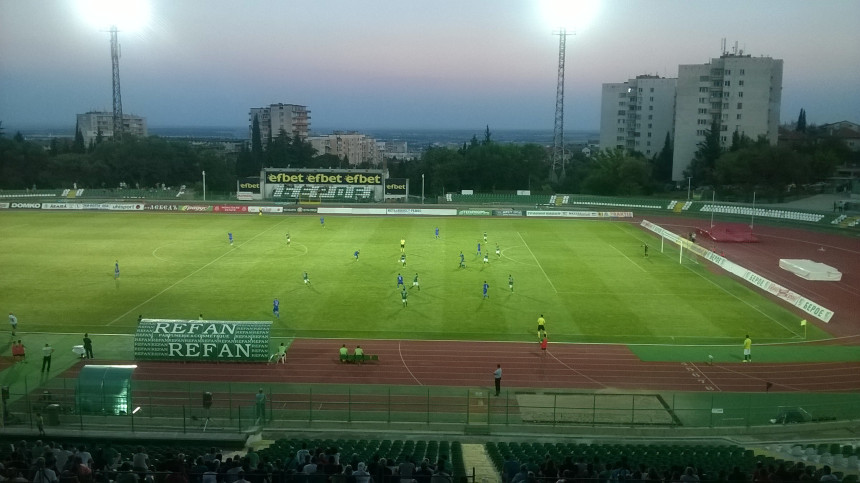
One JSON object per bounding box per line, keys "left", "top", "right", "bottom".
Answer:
{"left": 2, "top": 379, "right": 858, "bottom": 435}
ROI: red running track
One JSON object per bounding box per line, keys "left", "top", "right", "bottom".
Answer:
{"left": 69, "top": 339, "right": 860, "bottom": 393}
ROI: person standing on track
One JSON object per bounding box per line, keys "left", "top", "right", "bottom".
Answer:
{"left": 41, "top": 343, "right": 54, "bottom": 373}
{"left": 537, "top": 314, "right": 546, "bottom": 339}
{"left": 9, "top": 312, "right": 17, "bottom": 337}
{"left": 83, "top": 333, "right": 94, "bottom": 359}
{"left": 743, "top": 334, "right": 752, "bottom": 362}
{"left": 493, "top": 364, "right": 502, "bottom": 396}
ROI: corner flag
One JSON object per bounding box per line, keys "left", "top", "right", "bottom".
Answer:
{"left": 800, "top": 319, "right": 807, "bottom": 326}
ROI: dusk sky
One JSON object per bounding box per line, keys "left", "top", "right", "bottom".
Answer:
{"left": 2, "top": 0, "right": 859, "bottom": 132}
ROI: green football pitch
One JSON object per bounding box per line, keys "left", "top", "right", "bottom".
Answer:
{"left": 0, "top": 211, "right": 827, "bottom": 344}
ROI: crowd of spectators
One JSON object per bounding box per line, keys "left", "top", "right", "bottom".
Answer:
{"left": 0, "top": 440, "right": 457, "bottom": 483}
{"left": 500, "top": 453, "right": 846, "bottom": 483}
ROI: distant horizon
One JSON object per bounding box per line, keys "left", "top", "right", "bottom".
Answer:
{"left": 6, "top": 123, "right": 601, "bottom": 135}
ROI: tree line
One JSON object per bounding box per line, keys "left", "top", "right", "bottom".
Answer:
{"left": 0, "top": 116, "right": 851, "bottom": 201}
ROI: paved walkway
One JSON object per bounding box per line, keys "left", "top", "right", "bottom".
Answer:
{"left": 462, "top": 443, "right": 501, "bottom": 483}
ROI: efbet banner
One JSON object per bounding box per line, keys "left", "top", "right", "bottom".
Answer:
{"left": 239, "top": 177, "right": 261, "bottom": 193}
{"left": 265, "top": 170, "right": 382, "bottom": 186}
{"left": 385, "top": 178, "right": 408, "bottom": 195}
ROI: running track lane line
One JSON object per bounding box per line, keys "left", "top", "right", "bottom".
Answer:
{"left": 688, "top": 362, "right": 722, "bottom": 392}
{"left": 709, "top": 363, "right": 804, "bottom": 392}
{"left": 108, "top": 219, "right": 287, "bottom": 326}
{"left": 548, "top": 350, "right": 608, "bottom": 388}
{"left": 517, "top": 231, "right": 557, "bottom": 293}
{"left": 398, "top": 340, "right": 423, "bottom": 385}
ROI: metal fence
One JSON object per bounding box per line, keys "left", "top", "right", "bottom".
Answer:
{"left": 3, "top": 378, "right": 859, "bottom": 434}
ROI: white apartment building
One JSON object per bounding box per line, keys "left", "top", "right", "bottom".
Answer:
{"left": 672, "top": 53, "right": 783, "bottom": 180}
{"left": 249, "top": 103, "right": 311, "bottom": 145}
{"left": 599, "top": 75, "right": 677, "bottom": 157}
{"left": 76, "top": 111, "right": 147, "bottom": 146}
{"left": 307, "top": 131, "right": 383, "bottom": 166}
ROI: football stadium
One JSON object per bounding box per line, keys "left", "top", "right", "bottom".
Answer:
{"left": 0, "top": 181, "right": 858, "bottom": 483}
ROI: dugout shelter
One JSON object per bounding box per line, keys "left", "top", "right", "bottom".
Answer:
{"left": 76, "top": 364, "right": 135, "bottom": 416}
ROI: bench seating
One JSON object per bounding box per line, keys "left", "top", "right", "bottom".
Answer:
{"left": 339, "top": 353, "right": 379, "bottom": 363}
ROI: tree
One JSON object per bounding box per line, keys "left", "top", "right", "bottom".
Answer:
{"left": 482, "top": 125, "right": 492, "bottom": 145}
{"left": 729, "top": 130, "right": 753, "bottom": 152}
{"left": 651, "top": 132, "right": 673, "bottom": 183}
{"left": 582, "top": 148, "right": 652, "bottom": 196}
{"left": 684, "top": 119, "right": 722, "bottom": 187}
{"left": 796, "top": 108, "right": 807, "bottom": 132}
{"left": 73, "top": 124, "right": 86, "bottom": 154}
{"left": 250, "top": 114, "right": 263, "bottom": 168}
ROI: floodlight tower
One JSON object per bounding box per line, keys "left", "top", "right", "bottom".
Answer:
{"left": 551, "top": 28, "right": 573, "bottom": 181}
{"left": 110, "top": 25, "right": 124, "bottom": 140}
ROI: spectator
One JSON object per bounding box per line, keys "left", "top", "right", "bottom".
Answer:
{"left": 31, "top": 457, "right": 58, "bottom": 483}
{"left": 201, "top": 462, "right": 218, "bottom": 483}
{"left": 819, "top": 466, "right": 838, "bottom": 482}
{"left": 414, "top": 461, "right": 434, "bottom": 483}
{"left": 115, "top": 462, "right": 139, "bottom": 483}
{"left": 502, "top": 457, "right": 520, "bottom": 483}
{"left": 680, "top": 467, "right": 700, "bottom": 483}
{"left": 512, "top": 465, "right": 529, "bottom": 483}
{"left": 397, "top": 457, "right": 415, "bottom": 483}
{"left": 132, "top": 446, "right": 150, "bottom": 473}
{"left": 429, "top": 467, "right": 452, "bottom": 483}
{"left": 353, "top": 463, "right": 371, "bottom": 483}
{"left": 540, "top": 455, "right": 557, "bottom": 479}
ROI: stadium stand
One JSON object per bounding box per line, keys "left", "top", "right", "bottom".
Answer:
{"left": 258, "top": 438, "right": 464, "bottom": 479}
{"left": 487, "top": 441, "right": 860, "bottom": 482}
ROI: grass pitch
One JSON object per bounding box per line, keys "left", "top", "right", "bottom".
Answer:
{"left": 0, "top": 211, "right": 824, "bottom": 344}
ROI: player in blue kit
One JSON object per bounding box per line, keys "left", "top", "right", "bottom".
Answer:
{"left": 397, "top": 273, "right": 404, "bottom": 288}
{"left": 228, "top": 232, "right": 233, "bottom": 245}
{"left": 354, "top": 249, "right": 360, "bottom": 261}
{"left": 320, "top": 216, "right": 325, "bottom": 227}
{"left": 114, "top": 260, "right": 120, "bottom": 279}
{"left": 477, "top": 241, "right": 482, "bottom": 256}
{"left": 435, "top": 227, "right": 439, "bottom": 239}
{"left": 459, "top": 251, "right": 466, "bottom": 269}
{"left": 273, "top": 298, "right": 280, "bottom": 318}
{"left": 483, "top": 281, "right": 489, "bottom": 299}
